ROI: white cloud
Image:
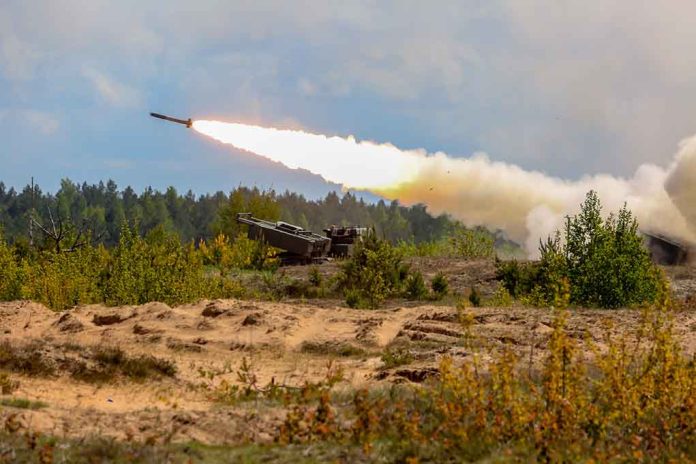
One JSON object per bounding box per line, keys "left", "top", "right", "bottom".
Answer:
{"left": 82, "top": 67, "right": 142, "bottom": 108}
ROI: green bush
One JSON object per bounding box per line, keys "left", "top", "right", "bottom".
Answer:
{"left": 396, "top": 226, "right": 497, "bottom": 259}
{"left": 495, "top": 259, "right": 541, "bottom": 298}
{"left": 468, "top": 286, "right": 481, "bottom": 307}
{"left": 0, "top": 233, "right": 23, "bottom": 301}
{"left": 381, "top": 346, "right": 414, "bottom": 369}
{"left": 0, "top": 222, "right": 256, "bottom": 310}
{"left": 488, "top": 284, "right": 513, "bottom": 307}
{"left": 395, "top": 240, "right": 448, "bottom": 258}
{"left": 21, "top": 246, "right": 106, "bottom": 310}
{"left": 344, "top": 289, "right": 362, "bottom": 308}
{"left": 405, "top": 271, "right": 428, "bottom": 300}
{"left": 449, "top": 226, "right": 495, "bottom": 259}
{"left": 102, "top": 224, "right": 206, "bottom": 306}
{"left": 308, "top": 267, "right": 323, "bottom": 287}
{"left": 339, "top": 233, "right": 405, "bottom": 309}
{"left": 430, "top": 272, "right": 449, "bottom": 299}
{"left": 200, "top": 232, "right": 277, "bottom": 275}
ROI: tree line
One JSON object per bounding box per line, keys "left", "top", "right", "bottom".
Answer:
{"left": 0, "top": 178, "right": 508, "bottom": 248}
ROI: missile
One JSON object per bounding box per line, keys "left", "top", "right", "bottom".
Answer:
{"left": 150, "top": 112, "right": 192, "bottom": 128}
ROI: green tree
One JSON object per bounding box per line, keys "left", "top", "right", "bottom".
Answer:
{"left": 214, "top": 188, "right": 280, "bottom": 239}
{"left": 563, "top": 192, "right": 660, "bottom": 307}
{"left": 498, "top": 191, "right": 662, "bottom": 309}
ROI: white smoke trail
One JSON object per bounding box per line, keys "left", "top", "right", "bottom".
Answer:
{"left": 193, "top": 120, "right": 696, "bottom": 255}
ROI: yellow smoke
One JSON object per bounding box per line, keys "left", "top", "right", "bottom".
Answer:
{"left": 193, "top": 119, "right": 696, "bottom": 254}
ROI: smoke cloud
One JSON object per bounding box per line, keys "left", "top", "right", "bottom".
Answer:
{"left": 193, "top": 120, "right": 696, "bottom": 255}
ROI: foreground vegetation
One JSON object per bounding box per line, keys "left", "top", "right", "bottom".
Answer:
{"left": 1, "top": 298, "right": 693, "bottom": 463}
{"left": 274, "top": 297, "right": 694, "bottom": 462}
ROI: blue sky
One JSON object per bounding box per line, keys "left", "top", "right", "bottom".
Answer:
{"left": 3, "top": 1, "right": 696, "bottom": 197}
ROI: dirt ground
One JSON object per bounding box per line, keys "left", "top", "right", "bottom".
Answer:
{"left": 1, "top": 259, "right": 695, "bottom": 447}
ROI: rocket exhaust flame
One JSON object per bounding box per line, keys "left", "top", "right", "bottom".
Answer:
{"left": 192, "top": 120, "right": 422, "bottom": 190}
{"left": 192, "top": 119, "right": 696, "bottom": 255}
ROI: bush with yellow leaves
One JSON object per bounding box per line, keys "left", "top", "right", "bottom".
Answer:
{"left": 277, "top": 284, "right": 695, "bottom": 462}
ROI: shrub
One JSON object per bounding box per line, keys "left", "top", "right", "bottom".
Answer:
{"left": 488, "top": 284, "right": 513, "bottom": 307}
{"left": 0, "top": 397, "right": 47, "bottom": 410}
{"left": 395, "top": 240, "right": 448, "bottom": 257}
{"left": 0, "top": 222, "right": 271, "bottom": 310}
{"left": 73, "top": 346, "right": 177, "bottom": 383}
{"left": 404, "top": 271, "right": 428, "bottom": 300}
{"left": 396, "top": 226, "right": 497, "bottom": 259}
{"left": 0, "top": 372, "right": 19, "bottom": 394}
{"left": 102, "top": 224, "right": 206, "bottom": 306}
{"left": 381, "top": 346, "right": 414, "bottom": 369}
{"left": 495, "top": 259, "right": 541, "bottom": 298}
{"left": 468, "top": 286, "right": 481, "bottom": 307}
{"left": 338, "top": 233, "right": 405, "bottom": 309}
{"left": 0, "top": 341, "right": 55, "bottom": 376}
{"left": 498, "top": 191, "right": 663, "bottom": 309}
{"left": 0, "top": 233, "right": 23, "bottom": 301}
{"left": 430, "top": 272, "right": 449, "bottom": 299}
{"left": 308, "top": 267, "right": 323, "bottom": 287}
{"left": 120, "top": 355, "right": 177, "bottom": 380}
{"left": 449, "top": 226, "right": 495, "bottom": 259}
{"left": 277, "top": 296, "right": 695, "bottom": 462}
{"left": 199, "top": 232, "right": 277, "bottom": 297}
{"left": 198, "top": 233, "right": 235, "bottom": 277}
{"left": 21, "top": 245, "right": 106, "bottom": 310}
{"left": 345, "top": 289, "right": 361, "bottom": 309}
{"left": 300, "top": 341, "right": 366, "bottom": 358}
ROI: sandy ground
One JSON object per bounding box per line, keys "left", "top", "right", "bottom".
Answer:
{"left": 0, "top": 261, "right": 694, "bottom": 446}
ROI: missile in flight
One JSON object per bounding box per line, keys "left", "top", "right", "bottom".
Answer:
{"left": 149, "top": 112, "right": 192, "bottom": 128}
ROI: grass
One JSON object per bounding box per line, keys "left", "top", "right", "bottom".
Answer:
{"left": 380, "top": 347, "right": 414, "bottom": 369}
{"left": 72, "top": 346, "right": 177, "bottom": 383}
{"left": 299, "top": 341, "right": 367, "bottom": 358}
{"left": 0, "top": 341, "right": 176, "bottom": 384}
{"left": 0, "top": 341, "right": 55, "bottom": 376}
{"left": 0, "top": 397, "right": 48, "bottom": 410}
